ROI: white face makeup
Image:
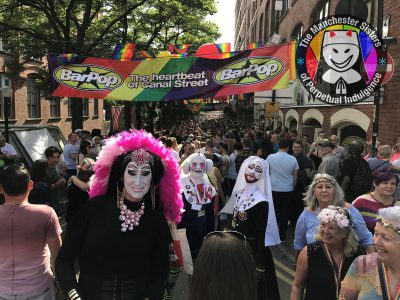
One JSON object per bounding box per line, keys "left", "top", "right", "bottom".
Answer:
{"left": 189, "top": 156, "right": 206, "bottom": 180}
{"left": 323, "top": 43, "right": 359, "bottom": 72}
{"left": 244, "top": 160, "right": 263, "bottom": 183}
{"left": 123, "top": 161, "right": 152, "bottom": 201}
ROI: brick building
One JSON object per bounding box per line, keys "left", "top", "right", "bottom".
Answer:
{"left": 235, "top": 0, "right": 400, "bottom": 146}
{"left": 0, "top": 44, "right": 105, "bottom": 140}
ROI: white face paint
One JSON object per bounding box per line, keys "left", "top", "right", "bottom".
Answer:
{"left": 244, "top": 160, "right": 263, "bottom": 183}
{"left": 189, "top": 156, "right": 206, "bottom": 181}
{"left": 123, "top": 161, "right": 152, "bottom": 201}
{"left": 322, "top": 43, "right": 359, "bottom": 72}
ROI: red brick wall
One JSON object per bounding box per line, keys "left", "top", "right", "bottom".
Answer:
{"left": 0, "top": 55, "right": 105, "bottom": 140}
{"left": 380, "top": 0, "right": 400, "bottom": 145}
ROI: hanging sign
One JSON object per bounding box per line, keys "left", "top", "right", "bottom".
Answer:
{"left": 296, "top": 15, "right": 390, "bottom": 105}
{"left": 48, "top": 44, "right": 292, "bottom": 101}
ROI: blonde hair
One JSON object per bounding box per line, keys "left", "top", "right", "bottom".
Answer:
{"left": 304, "top": 174, "right": 345, "bottom": 210}
{"left": 315, "top": 223, "right": 359, "bottom": 257}
{"left": 378, "top": 145, "right": 392, "bottom": 159}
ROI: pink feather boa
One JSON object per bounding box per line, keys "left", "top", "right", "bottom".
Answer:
{"left": 89, "top": 130, "right": 183, "bottom": 223}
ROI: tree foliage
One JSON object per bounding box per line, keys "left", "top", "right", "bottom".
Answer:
{"left": 0, "top": 0, "right": 220, "bottom": 130}
{"left": 0, "top": 0, "right": 219, "bottom": 57}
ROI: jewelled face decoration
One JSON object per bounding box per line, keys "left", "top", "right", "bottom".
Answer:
{"left": 189, "top": 156, "right": 206, "bottom": 180}
{"left": 244, "top": 160, "right": 263, "bottom": 183}
{"left": 123, "top": 150, "right": 152, "bottom": 200}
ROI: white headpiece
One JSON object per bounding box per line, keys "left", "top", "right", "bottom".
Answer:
{"left": 377, "top": 206, "right": 400, "bottom": 235}
{"left": 220, "top": 156, "right": 280, "bottom": 246}
{"left": 181, "top": 152, "right": 213, "bottom": 175}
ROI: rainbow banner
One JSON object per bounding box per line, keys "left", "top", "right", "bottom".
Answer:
{"left": 48, "top": 43, "right": 292, "bottom": 102}
{"left": 247, "top": 42, "right": 263, "bottom": 49}
{"left": 112, "top": 43, "right": 136, "bottom": 61}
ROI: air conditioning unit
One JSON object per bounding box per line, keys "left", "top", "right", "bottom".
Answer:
{"left": 275, "top": 0, "right": 283, "bottom": 11}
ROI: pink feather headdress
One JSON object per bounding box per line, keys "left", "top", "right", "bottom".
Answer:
{"left": 89, "top": 130, "right": 183, "bottom": 223}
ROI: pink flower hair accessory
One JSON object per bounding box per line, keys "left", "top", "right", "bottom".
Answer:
{"left": 89, "top": 130, "right": 183, "bottom": 223}
{"left": 317, "top": 206, "right": 352, "bottom": 229}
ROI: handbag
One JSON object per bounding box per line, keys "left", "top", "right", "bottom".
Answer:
{"left": 169, "top": 224, "right": 193, "bottom": 275}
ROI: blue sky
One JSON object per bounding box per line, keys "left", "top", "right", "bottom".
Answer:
{"left": 208, "top": 0, "right": 236, "bottom": 46}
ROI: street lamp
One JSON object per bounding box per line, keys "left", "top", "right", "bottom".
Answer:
{"left": 372, "top": 0, "right": 384, "bottom": 155}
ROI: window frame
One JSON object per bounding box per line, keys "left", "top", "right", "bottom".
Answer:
{"left": 82, "top": 98, "right": 89, "bottom": 117}
{"left": 93, "top": 98, "right": 99, "bottom": 116}
{"left": 50, "top": 98, "right": 61, "bottom": 118}
{"left": 26, "top": 76, "right": 41, "bottom": 118}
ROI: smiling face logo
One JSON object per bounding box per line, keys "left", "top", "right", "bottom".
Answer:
{"left": 296, "top": 15, "right": 389, "bottom": 105}
{"left": 322, "top": 30, "right": 359, "bottom": 73}
{"left": 320, "top": 30, "right": 364, "bottom": 94}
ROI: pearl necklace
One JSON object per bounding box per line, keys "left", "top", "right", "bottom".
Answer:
{"left": 118, "top": 198, "right": 145, "bottom": 232}
{"left": 233, "top": 189, "right": 255, "bottom": 214}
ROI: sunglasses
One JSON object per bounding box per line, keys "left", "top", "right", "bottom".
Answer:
{"left": 204, "top": 230, "right": 247, "bottom": 245}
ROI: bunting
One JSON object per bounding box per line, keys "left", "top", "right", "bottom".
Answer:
{"left": 247, "top": 42, "right": 263, "bottom": 49}
{"left": 195, "top": 43, "right": 233, "bottom": 59}
{"left": 56, "top": 53, "right": 77, "bottom": 64}
{"left": 138, "top": 50, "right": 156, "bottom": 59}
{"left": 112, "top": 43, "right": 136, "bottom": 61}
{"left": 168, "top": 44, "right": 191, "bottom": 55}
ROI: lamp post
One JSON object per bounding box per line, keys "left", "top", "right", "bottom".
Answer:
{"left": 372, "top": 0, "right": 384, "bottom": 155}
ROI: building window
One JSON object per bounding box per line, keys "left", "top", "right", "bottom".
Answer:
{"left": 0, "top": 75, "right": 11, "bottom": 88}
{"left": 93, "top": 98, "right": 99, "bottom": 116}
{"left": 292, "top": 24, "right": 304, "bottom": 41}
{"left": 68, "top": 98, "right": 72, "bottom": 117}
{"left": 259, "top": 14, "right": 264, "bottom": 42}
{"left": 264, "top": 4, "right": 270, "bottom": 41}
{"left": 366, "top": 0, "right": 378, "bottom": 26}
{"left": 27, "top": 77, "right": 40, "bottom": 118}
{"left": 82, "top": 98, "right": 89, "bottom": 116}
{"left": 0, "top": 36, "right": 6, "bottom": 52}
{"left": 319, "top": 1, "right": 329, "bottom": 20}
{"left": 50, "top": 99, "right": 60, "bottom": 117}
{"left": 0, "top": 97, "right": 14, "bottom": 119}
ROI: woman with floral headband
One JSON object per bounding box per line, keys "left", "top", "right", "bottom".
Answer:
{"left": 294, "top": 174, "right": 374, "bottom": 254}
{"left": 55, "top": 131, "right": 183, "bottom": 300}
{"left": 291, "top": 206, "right": 365, "bottom": 300}
{"left": 340, "top": 206, "right": 400, "bottom": 300}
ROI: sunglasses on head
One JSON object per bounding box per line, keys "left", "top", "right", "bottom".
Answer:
{"left": 204, "top": 230, "right": 247, "bottom": 245}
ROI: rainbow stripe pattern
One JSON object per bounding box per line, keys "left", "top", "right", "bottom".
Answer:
{"left": 168, "top": 44, "right": 191, "bottom": 54}
{"left": 247, "top": 42, "right": 263, "bottom": 49}
{"left": 48, "top": 43, "right": 291, "bottom": 102}
{"left": 112, "top": 43, "right": 136, "bottom": 61}
{"left": 138, "top": 50, "right": 156, "bottom": 59}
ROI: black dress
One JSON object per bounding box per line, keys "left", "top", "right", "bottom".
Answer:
{"left": 66, "top": 181, "right": 89, "bottom": 223}
{"left": 231, "top": 201, "right": 281, "bottom": 300}
{"left": 305, "top": 241, "right": 365, "bottom": 300}
{"left": 178, "top": 193, "right": 215, "bottom": 259}
{"left": 56, "top": 196, "right": 171, "bottom": 300}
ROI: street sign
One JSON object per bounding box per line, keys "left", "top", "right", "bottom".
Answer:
{"left": 265, "top": 102, "right": 279, "bottom": 112}
{"left": 265, "top": 102, "right": 279, "bottom": 118}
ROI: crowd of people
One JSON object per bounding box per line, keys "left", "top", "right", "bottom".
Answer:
{"left": 1, "top": 113, "right": 400, "bottom": 300}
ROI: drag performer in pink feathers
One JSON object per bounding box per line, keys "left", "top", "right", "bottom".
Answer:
{"left": 56, "top": 130, "right": 183, "bottom": 300}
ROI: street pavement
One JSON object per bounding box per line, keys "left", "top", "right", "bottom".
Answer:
{"left": 172, "top": 229, "right": 297, "bottom": 300}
